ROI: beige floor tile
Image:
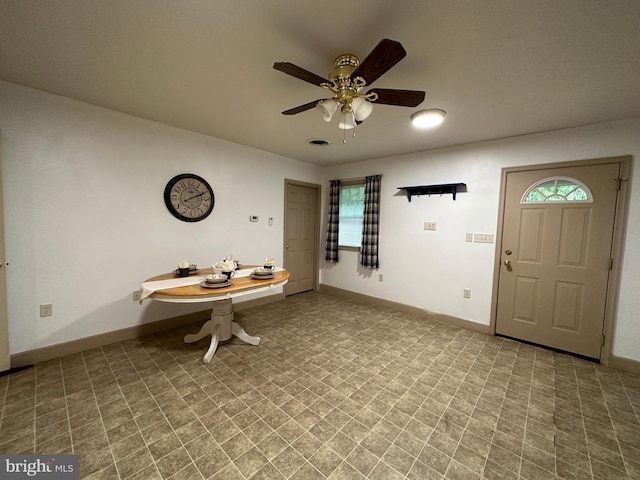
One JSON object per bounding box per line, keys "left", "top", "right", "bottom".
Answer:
{"left": 3, "top": 291, "right": 639, "bottom": 479}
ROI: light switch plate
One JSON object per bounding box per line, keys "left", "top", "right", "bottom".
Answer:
{"left": 474, "top": 233, "right": 494, "bottom": 243}
{"left": 424, "top": 222, "right": 437, "bottom": 231}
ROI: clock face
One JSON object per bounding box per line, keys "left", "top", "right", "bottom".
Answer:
{"left": 164, "top": 173, "right": 215, "bottom": 222}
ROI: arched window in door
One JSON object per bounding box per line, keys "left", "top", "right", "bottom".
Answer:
{"left": 521, "top": 177, "right": 593, "bottom": 204}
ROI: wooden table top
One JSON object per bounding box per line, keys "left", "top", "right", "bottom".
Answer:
{"left": 145, "top": 266, "right": 289, "bottom": 298}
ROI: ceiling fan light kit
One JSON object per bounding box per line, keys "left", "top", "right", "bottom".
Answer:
{"left": 351, "top": 96, "right": 374, "bottom": 121}
{"left": 274, "top": 39, "right": 427, "bottom": 135}
{"left": 338, "top": 111, "right": 356, "bottom": 130}
{"left": 411, "top": 109, "right": 446, "bottom": 128}
{"left": 317, "top": 99, "right": 339, "bottom": 122}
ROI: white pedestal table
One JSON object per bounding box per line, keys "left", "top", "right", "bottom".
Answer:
{"left": 140, "top": 267, "right": 289, "bottom": 363}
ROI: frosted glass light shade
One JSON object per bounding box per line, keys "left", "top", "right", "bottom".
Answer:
{"left": 338, "top": 111, "right": 356, "bottom": 129}
{"left": 351, "top": 97, "right": 373, "bottom": 121}
{"left": 317, "top": 99, "right": 339, "bottom": 122}
{"left": 411, "top": 109, "right": 446, "bottom": 128}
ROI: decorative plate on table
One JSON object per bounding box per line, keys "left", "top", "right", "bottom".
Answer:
{"left": 250, "top": 273, "right": 274, "bottom": 280}
{"left": 200, "top": 280, "right": 231, "bottom": 289}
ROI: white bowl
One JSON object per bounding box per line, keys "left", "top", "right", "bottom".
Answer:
{"left": 253, "top": 268, "right": 273, "bottom": 276}
{"left": 205, "top": 274, "right": 228, "bottom": 284}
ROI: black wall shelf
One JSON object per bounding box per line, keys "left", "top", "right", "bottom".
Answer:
{"left": 398, "top": 183, "right": 467, "bottom": 202}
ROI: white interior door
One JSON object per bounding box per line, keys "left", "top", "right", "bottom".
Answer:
{"left": 284, "top": 181, "right": 319, "bottom": 296}
{"left": 0, "top": 144, "right": 10, "bottom": 372}
{"left": 495, "top": 162, "right": 620, "bottom": 359}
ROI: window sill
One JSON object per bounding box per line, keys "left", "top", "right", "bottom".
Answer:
{"left": 339, "top": 245, "right": 361, "bottom": 252}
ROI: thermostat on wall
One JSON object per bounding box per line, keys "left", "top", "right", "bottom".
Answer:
{"left": 249, "top": 215, "right": 259, "bottom": 222}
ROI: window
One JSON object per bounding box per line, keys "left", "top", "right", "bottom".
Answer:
{"left": 521, "top": 177, "right": 593, "bottom": 204}
{"left": 338, "top": 182, "right": 365, "bottom": 248}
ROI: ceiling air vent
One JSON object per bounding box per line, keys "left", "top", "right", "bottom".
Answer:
{"left": 307, "top": 138, "right": 331, "bottom": 146}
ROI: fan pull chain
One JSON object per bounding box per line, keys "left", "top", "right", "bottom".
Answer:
{"left": 342, "top": 125, "right": 357, "bottom": 144}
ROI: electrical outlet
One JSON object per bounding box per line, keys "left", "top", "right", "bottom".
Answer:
{"left": 463, "top": 289, "right": 471, "bottom": 299}
{"left": 424, "top": 222, "right": 437, "bottom": 231}
{"left": 40, "top": 303, "right": 53, "bottom": 317}
{"left": 132, "top": 290, "right": 141, "bottom": 301}
{"left": 474, "top": 233, "right": 494, "bottom": 243}
{"left": 378, "top": 274, "right": 384, "bottom": 282}
{"left": 249, "top": 215, "right": 259, "bottom": 222}
{"left": 465, "top": 233, "right": 473, "bottom": 242}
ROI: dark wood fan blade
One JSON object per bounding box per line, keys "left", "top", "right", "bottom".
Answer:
{"left": 282, "top": 99, "right": 326, "bottom": 115}
{"left": 368, "top": 88, "right": 425, "bottom": 107}
{"left": 273, "top": 62, "right": 330, "bottom": 87}
{"left": 351, "top": 39, "right": 407, "bottom": 86}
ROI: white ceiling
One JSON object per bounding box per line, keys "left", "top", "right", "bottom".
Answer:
{"left": 1, "top": 1, "right": 639, "bottom": 166}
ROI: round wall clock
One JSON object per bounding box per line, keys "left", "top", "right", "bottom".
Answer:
{"left": 164, "top": 173, "right": 215, "bottom": 222}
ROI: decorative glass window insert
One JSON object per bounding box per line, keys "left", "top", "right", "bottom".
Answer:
{"left": 338, "top": 183, "right": 365, "bottom": 247}
{"left": 521, "top": 177, "right": 593, "bottom": 204}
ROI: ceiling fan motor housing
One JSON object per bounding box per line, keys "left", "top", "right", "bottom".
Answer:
{"left": 329, "top": 54, "right": 364, "bottom": 112}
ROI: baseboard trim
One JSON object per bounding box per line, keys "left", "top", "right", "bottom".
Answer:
{"left": 11, "top": 293, "right": 284, "bottom": 368}
{"left": 319, "top": 284, "right": 491, "bottom": 335}
{"left": 14, "top": 288, "right": 638, "bottom": 375}
{"left": 609, "top": 355, "right": 640, "bottom": 375}
{"left": 319, "top": 285, "right": 640, "bottom": 375}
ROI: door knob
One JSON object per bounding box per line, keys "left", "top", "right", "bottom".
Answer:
{"left": 504, "top": 259, "right": 512, "bottom": 271}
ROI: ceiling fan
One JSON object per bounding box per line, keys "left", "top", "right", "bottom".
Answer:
{"left": 273, "top": 38, "right": 426, "bottom": 130}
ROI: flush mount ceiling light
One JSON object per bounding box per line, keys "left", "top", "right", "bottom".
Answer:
{"left": 274, "top": 39, "right": 426, "bottom": 134}
{"left": 411, "top": 109, "right": 446, "bottom": 128}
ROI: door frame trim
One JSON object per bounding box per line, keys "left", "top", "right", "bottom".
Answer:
{"left": 489, "top": 156, "right": 631, "bottom": 365}
{"left": 0, "top": 135, "right": 9, "bottom": 372}
{"left": 283, "top": 179, "right": 321, "bottom": 295}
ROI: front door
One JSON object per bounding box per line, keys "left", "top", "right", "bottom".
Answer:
{"left": 284, "top": 181, "right": 319, "bottom": 296}
{"left": 495, "top": 161, "right": 621, "bottom": 359}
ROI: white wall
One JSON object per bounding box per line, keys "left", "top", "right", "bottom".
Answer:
{"left": 2, "top": 80, "right": 638, "bottom": 364}
{"left": 320, "top": 118, "right": 640, "bottom": 362}
{"left": 0, "top": 80, "right": 321, "bottom": 354}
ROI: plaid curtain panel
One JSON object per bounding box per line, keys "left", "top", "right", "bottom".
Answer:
{"left": 325, "top": 179, "right": 340, "bottom": 262}
{"left": 360, "top": 174, "right": 381, "bottom": 269}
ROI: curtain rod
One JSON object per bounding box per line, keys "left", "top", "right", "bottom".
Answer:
{"left": 330, "top": 174, "right": 383, "bottom": 182}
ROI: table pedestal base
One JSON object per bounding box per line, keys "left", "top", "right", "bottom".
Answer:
{"left": 183, "top": 299, "right": 260, "bottom": 363}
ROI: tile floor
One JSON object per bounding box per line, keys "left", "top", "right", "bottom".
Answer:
{"left": 1, "top": 291, "right": 639, "bottom": 479}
